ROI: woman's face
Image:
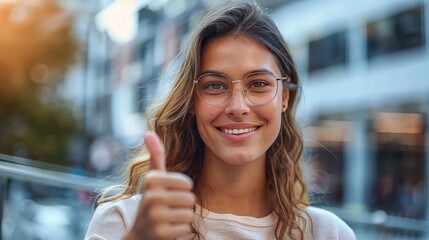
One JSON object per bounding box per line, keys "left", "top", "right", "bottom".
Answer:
{"left": 193, "top": 34, "right": 289, "bottom": 166}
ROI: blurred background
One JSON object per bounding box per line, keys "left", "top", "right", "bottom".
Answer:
{"left": 0, "top": 0, "right": 428, "bottom": 239}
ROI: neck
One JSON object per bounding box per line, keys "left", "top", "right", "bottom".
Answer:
{"left": 197, "top": 156, "right": 272, "bottom": 217}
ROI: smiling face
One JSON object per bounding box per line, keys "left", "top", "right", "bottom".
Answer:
{"left": 193, "top": 34, "right": 289, "bottom": 167}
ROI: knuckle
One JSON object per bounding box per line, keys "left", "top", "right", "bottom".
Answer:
{"left": 184, "top": 179, "right": 194, "bottom": 190}
{"left": 178, "top": 224, "right": 192, "bottom": 235}
{"left": 181, "top": 174, "right": 194, "bottom": 188}
{"left": 170, "top": 172, "right": 193, "bottom": 188}
{"left": 184, "top": 224, "right": 192, "bottom": 233}
{"left": 189, "top": 192, "right": 197, "bottom": 204}
{"left": 183, "top": 210, "right": 194, "bottom": 221}
{"left": 142, "top": 171, "right": 162, "bottom": 189}
{"left": 182, "top": 192, "right": 196, "bottom": 206}
{"left": 142, "top": 191, "right": 163, "bottom": 207}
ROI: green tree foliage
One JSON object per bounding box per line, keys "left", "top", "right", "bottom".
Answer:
{"left": 0, "top": 0, "right": 81, "bottom": 165}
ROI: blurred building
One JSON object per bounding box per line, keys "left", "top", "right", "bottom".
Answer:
{"left": 271, "top": 0, "right": 429, "bottom": 238}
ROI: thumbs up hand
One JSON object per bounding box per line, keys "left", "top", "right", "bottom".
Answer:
{"left": 124, "top": 131, "right": 196, "bottom": 240}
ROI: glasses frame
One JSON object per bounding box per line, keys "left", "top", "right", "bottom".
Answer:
{"left": 193, "top": 71, "right": 299, "bottom": 106}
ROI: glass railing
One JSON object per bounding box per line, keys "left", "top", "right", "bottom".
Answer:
{"left": 0, "top": 154, "right": 113, "bottom": 240}
{"left": 322, "top": 206, "right": 429, "bottom": 240}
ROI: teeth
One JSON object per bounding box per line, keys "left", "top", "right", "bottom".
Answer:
{"left": 221, "top": 127, "right": 257, "bottom": 135}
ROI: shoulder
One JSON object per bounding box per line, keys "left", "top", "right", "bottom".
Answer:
{"left": 305, "top": 206, "right": 356, "bottom": 240}
{"left": 94, "top": 195, "right": 140, "bottom": 221}
{"left": 84, "top": 195, "right": 140, "bottom": 240}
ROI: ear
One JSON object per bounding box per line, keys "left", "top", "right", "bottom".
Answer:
{"left": 282, "top": 87, "right": 289, "bottom": 112}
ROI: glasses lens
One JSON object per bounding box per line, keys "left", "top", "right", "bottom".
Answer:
{"left": 197, "top": 73, "right": 231, "bottom": 105}
{"left": 243, "top": 72, "right": 278, "bottom": 105}
{"left": 196, "top": 72, "right": 279, "bottom": 106}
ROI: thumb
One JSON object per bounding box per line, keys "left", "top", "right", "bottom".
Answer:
{"left": 144, "top": 131, "right": 166, "bottom": 172}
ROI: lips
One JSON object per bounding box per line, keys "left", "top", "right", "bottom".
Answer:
{"left": 220, "top": 126, "right": 258, "bottom": 135}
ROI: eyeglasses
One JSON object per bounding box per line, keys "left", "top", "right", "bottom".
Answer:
{"left": 194, "top": 71, "right": 298, "bottom": 106}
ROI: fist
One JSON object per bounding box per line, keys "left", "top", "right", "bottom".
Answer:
{"left": 125, "top": 132, "right": 196, "bottom": 240}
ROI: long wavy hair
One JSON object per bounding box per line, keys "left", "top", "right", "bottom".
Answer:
{"left": 99, "top": 1, "right": 310, "bottom": 239}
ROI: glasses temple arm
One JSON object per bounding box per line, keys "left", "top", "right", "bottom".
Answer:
{"left": 278, "top": 77, "right": 300, "bottom": 90}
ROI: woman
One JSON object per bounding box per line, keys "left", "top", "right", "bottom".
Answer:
{"left": 85, "top": 1, "right": 356, "bottom": 239}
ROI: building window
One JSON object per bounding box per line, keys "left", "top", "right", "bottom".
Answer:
{"left": 308, "top": 30, "right": 348, "bottom": 73}
{"left": 371, "top": 112, "right": 426, "bottom": 219}
{"left": 305, "top": 120, "right": 349, "bottom": 205}
{"left": 366, "top": 6, "right": 425, "bottom": 59}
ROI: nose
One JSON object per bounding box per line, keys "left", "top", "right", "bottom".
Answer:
{"left": 224, "top": 81, "right": 250, "bottom": 117}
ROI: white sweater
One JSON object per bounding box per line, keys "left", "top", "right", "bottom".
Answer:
{"left": 85, "top": 195, "right": 356, "bottom": 240}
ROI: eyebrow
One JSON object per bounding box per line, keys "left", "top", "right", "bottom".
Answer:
{"left": 199, "top": 68, "right": 275, "bottom": 77}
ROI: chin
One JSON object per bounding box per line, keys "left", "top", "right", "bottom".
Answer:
{"left": 222, "top": 152, "right": 263, "bottom": 166}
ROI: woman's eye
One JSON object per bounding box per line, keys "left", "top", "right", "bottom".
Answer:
{"left": 249, "top": 80, "right": 269, "bottom": 88}
{"left": 205, "top": 82, "right": 227, "bottom": 91}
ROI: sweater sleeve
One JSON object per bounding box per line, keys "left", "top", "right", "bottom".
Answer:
{"left": 84, "top": 197, "right": 139, "bottom": 240}
{"left": 307, "top": 206, "right": 356, "bottom": 240}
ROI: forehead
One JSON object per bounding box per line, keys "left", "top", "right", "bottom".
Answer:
{"left": 200, "top": 34, "right": 281, "bottom": 76}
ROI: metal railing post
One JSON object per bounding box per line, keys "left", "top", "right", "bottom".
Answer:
{"left": 0, "top": 176, "right": 6, "bottom": 240}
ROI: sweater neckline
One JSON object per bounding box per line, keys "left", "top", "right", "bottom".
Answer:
{"left": 194, "top": 204, "right": 277, "bottom": 227}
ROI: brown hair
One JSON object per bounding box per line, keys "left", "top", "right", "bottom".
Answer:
{"left": 99, "top": 1, "right": 310, "bottom": 239}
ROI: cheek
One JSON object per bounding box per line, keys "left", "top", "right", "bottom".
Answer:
{"left": 194, "top": 106, "right": 219, "bottom": 146}
{"left": 271, "top": 94, "right": 285, "bottom": 112}
{"left": 269, "top": 97, "right": 284, "bottom": 128}
{"left": 194, "top": 102, "right": 218, "bottom": 128}
{"left": 270, "top": 110, "right": 283, "bottom": 138}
